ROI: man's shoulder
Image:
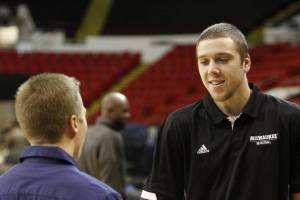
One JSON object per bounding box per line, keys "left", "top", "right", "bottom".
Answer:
{"left": 87, "top": 124, "right": 120, "bottom": 142}
{"left": 75, "top": 171, "right": 120, "bottom": 195}
{"left": 164, "top": 100, "right": 204, "bottom": 126}
{"left": 90, "top": 121, "right": 118, "bottom": 133}
{"left": 0, "top": 164, "right": 121, "bottom": 200}
{"left": 54, "top": 168, "right": 122, "bottom": 199}
{"left": 262, "top": 92, "right": 300, "bottom": 116}
{"left": 72, "top": 172, "right": 122, "bottom": 199}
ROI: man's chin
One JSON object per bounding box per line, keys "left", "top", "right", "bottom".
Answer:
{"left": 210, "top": 93, "right": 227, "bottom": 102}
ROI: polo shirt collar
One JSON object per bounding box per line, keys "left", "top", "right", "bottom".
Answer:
{"left": 20, "top": 145, "right": 77, "bottom": 166}
{"left": 203, "top": 95, "right": 227, "bottom": 124}
{"left": 203, "top": 83, "right": 264, "bottom": 124}
{"left": 242, "top": 83, "right": 265, "bottom": 118}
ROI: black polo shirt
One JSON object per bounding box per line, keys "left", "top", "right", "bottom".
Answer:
{"left": 142, "top": 84, "right": 300, "bottom": 200}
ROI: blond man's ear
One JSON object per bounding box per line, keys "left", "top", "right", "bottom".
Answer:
{"left": 67, "top": 114, "right": 79, "bottom": 139}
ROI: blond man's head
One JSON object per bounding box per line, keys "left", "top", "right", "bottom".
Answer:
{"left": 15, "top": 73, "right": 84, "bottom": 144}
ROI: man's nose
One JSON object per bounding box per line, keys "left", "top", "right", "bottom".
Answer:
{"left": 207, "top": 61, "right": 221, "bottom": 75}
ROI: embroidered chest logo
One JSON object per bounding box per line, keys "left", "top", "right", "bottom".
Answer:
{"left": 250, "top": 133, "right": 278, "bottom": 145}
{"left": 197, "top": 144, "right": 210, "bottom": 154}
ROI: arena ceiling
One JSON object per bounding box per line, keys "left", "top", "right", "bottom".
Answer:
{"left": 1, "top": 0, "right": 298, "bottom": 37}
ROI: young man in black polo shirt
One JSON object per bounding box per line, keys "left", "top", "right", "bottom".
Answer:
{"left": 141, "top": 23, "right": 300, "bottom": 200}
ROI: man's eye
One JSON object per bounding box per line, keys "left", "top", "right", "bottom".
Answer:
{"left": 217, "top": 58, "right": 229, "bottom": 63}
{"left": 198, "top": 60, "right": 209, "bottom": 66}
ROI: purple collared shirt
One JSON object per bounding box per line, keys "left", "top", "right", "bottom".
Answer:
{"left": 0, "top": 146, "right": 122, "bottom": 200}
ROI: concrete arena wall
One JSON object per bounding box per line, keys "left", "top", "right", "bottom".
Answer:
{"left": 17, "top": 32, "right": 199, "bottom": 63}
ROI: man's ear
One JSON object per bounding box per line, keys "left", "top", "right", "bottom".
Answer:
{"left": 243, "top": 54, "right": 251, "bottom": 73}
{"left": 68, "top": 114, "right": 78, "bottom": 139}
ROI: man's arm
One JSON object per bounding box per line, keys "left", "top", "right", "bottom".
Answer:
{"left": 99, "top": 159, "right": 124, "bottom": 192}
{"left": 97, "top": 136, "right": 125, "bottom": 195}
{"left": 141, "top": 119, "right": 185, "bottom": 200}
{"left": 292, "top": 193, "right": 300, "bottom": 200}
{"left": 290, "top": 104, "right": 300, "bottom": 199}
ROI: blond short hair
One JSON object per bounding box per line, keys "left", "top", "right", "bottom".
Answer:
{"left": 15, "top": 73, "right": 83, "bottom": 143}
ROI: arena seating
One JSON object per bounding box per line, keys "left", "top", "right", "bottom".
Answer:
{"left": 249, "top": 43, "right": 300, "bottom": 89}
{"left": 0, "top": 43, "right": 299, "bottom": 125}
{"left": 123, "top": 45, "right": 205, "bottom": 124}
{"left": 292, "top": 98, "right": 300, "bottom": 104}
{"left": 0, "top": 51, "right": 141, "bottom": 105}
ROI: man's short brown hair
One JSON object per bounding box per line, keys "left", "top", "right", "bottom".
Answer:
{"left": 15, "top": 73, "right": 83, "bottom": 144}
{"left": 196, "top": 22, "right": 249, "bottom": 61}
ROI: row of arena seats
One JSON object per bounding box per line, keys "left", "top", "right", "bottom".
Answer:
{"left": 292, "top": 98, "right": 300, "bottom": 104}
{"left": 0, "top": 52, "right": 138, "bottom": 73}
{"left": 248, "top": 44, "right": 300, "bottom": 90}
{"left": 123, "top": 45, "right": 205, "bottom": 124}
{"left": 123, "top": 43, "right": 300, "bottom": 125}
{"left": 0, "top": 51, "right": 141, "bottom": 105}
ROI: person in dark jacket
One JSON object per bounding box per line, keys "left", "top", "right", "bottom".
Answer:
{"left": 79, "top": 92, "right": 130, "bottom": 198}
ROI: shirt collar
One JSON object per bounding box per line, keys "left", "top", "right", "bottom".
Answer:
{"left": 96, "top": 116, "right": 123, "bottom": 132}
{"left": 242, "top": 83, "right": 265, "bottom": 118}
{"left": 19, "top": 145, "right": 78, "bottom": 166}
{"left": 203, "top": 83, "right": 265, "bottom": 124}
{"left": 203, "top": 95, "right": 227, "bottom": 124}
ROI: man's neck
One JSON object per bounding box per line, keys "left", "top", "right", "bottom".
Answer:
{"left": 30, "top": 139, "right": 75, "bottom": 159}
{"left": 215, "top": 82, "right": 252, "bottom": 117}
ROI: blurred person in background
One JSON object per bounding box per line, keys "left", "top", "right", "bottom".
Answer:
{"left": 0, "top": 120, "right": 28, "bottom": 174}
{"left": 16, "top": 4, "right": 35, "bottom": 42}
{"left": 0, "top": 73, "right": 122, "bottom": 200}
{"left": 141, "top": 23, "right": 300, "bottom": 200}
{"left": 79, "top": 92, "right": 131, "bottom": 199}
{"left": 0, "top": 5, "right": 12, "bottom": 26}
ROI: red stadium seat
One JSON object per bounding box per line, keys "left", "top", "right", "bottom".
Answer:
{"left": 0, "top": 51, "right": 140, "bottom": 107}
